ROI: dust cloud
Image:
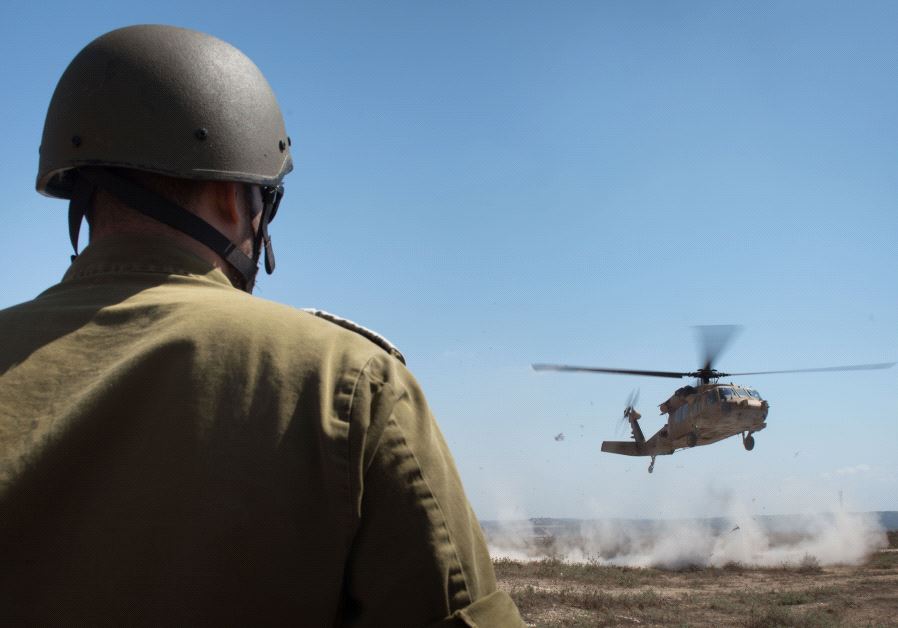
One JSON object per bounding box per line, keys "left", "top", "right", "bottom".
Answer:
{"left": 485, "top": 506, "right": 887, "bottom": 569}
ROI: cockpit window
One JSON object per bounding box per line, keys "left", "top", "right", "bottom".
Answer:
{"left": 718, "top": 387, "right": 735, "bottom": 400}
{"left": 746, "top": 388, "right": 761, "bottom": 399}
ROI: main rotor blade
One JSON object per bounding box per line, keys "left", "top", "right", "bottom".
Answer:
{"left": 532, "top": 364, "right": 687, "bottom": 378}
{"left": 727, "top": 362, "right": 896, "bottom": 376}
{"left": 695, "top": 325, "right": 742, "bottom": 371}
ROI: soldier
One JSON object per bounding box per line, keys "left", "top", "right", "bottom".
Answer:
{"left": 0, "top": 25, "right": 523, "bottom": 626}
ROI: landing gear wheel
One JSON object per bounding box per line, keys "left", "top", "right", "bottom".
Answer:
{"left": 743, "top": 434, "right": 755, "bottom": 451}
{"left": 648, "top": 456, "right": 656, "bottom": 474}
{"left": 686, "top": 432, "right": 698, "bottom": 448}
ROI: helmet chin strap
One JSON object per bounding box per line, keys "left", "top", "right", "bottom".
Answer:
{"left": 69, "top": 167, "right": 277, "bottom": 292}
{"left": 68, "top": 174, "right": 96, "bottom": 262}
{"left": 252, "top": 186, "right": 277, "bottom": 276}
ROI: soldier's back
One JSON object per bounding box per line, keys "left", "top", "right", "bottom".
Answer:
{"left": 0, "top": 236, "right": 386, "bottom": 625}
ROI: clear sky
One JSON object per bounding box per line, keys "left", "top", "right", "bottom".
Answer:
{"left": 2, "top": 1, "right": 896, "bottom": 520}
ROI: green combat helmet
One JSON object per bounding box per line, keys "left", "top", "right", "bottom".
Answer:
{"left": 36, "top": 24, "right": 293, "bottom": 290}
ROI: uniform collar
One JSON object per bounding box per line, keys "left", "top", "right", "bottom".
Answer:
{"left": 62, "top": 235, "right": 236, "bottom": 288}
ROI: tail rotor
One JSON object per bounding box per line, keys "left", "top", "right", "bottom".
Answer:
{"left": 621, "top": 389, "right": 644, "bottom": 444}
{"left": 623, "top": 388, "right": 640, "bottom": 420}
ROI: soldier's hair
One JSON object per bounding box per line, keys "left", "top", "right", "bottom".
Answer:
{"left": 84, "top": 168, "right": 256, "bottom": 288}
{"left": 87, "top": 168, "right": 203, "bottom": 235}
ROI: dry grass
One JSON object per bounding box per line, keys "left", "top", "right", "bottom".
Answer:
{"left": 496, "top": 550, "right": 898, "bottom": 627}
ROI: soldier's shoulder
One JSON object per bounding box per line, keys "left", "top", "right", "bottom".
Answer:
{"left": 300, "top": 308, "right": 405, "bottom": 365}
{"left": 197, "top": 289, "right": 406, "bottom": 364}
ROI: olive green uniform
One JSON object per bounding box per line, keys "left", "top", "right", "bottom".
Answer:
{"left": 0, "top": 236, "right": 522, "bottom": 627}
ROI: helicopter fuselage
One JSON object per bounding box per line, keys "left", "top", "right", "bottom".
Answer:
{"left": 601, "top": 383, "right": 768, "bottom": 458}
{"left": 664, "top": 383, "right": 767, "bottom": 448}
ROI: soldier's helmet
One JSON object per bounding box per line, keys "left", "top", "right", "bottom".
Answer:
{"left": 36, "top": 24, "right": 292, "bottom": 288}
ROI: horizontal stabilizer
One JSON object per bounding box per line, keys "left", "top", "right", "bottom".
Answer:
{"left": 601, "top": 441, "right": 647, "bottom": 457}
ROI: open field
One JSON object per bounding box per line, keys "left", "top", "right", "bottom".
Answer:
{"left": 494, "top": 532, "right": 898, "bottom": 627}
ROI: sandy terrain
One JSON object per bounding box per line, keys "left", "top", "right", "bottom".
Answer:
{"left": 495, "top": 547, "right": 898, "bottom": 627}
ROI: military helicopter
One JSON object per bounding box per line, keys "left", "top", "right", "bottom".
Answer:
{"left": 533, "top": 326, "right": 894, "bottom": 473}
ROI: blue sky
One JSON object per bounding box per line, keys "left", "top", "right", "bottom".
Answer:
{"left": 1, "top": 1, "right": 896, "bottom": 519}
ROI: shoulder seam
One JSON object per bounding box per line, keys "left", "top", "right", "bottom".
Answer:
{"left": 302, "top": 308, "right": 406, "bottom": 365}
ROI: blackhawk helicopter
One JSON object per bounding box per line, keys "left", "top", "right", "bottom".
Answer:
{"left": 533, "top": 326, "right": 894, "bottom": 473}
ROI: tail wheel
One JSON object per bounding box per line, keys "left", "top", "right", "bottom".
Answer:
{"left": 743, "top": 434, "right": 755, "bottom": 451}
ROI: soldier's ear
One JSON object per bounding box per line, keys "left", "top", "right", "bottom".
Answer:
{"left": 207, "top": 181, "right": 242, "bottom": 226}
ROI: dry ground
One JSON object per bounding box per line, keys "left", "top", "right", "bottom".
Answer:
{"left": 494, "top": 532, "right": 898, "bottom": 627}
